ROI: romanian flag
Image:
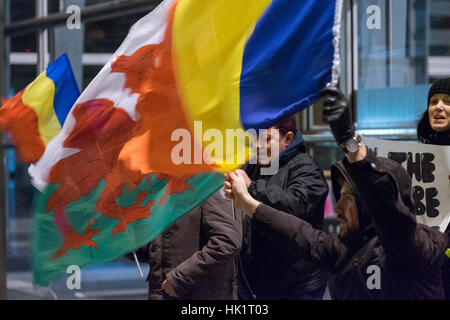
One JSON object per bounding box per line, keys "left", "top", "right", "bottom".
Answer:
{"left": 29, "top": 0, "right": 341, "bottom": 285}
{"left": 0, "top": 54, "right": 79, "bottom": 163}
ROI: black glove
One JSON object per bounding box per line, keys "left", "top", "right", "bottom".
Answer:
{"left": 319, "top": 87, "right": 355, "bottom": 145}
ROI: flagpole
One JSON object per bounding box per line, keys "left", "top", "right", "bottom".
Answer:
{"left": 231, "top": 199, "right": 236, "bottom": 221}
{"left": 132, "top": 251, "right": 144, "bottom": 279}
{"left": 231, "top": 183, "right": 256, "bottom": 299}
{"left": 329, "top": 0, "right": 343, "bottom": 88}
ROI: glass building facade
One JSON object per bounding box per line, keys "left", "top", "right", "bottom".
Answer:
{"left": 0, "top": 0, "right": 449, "bottom": 299}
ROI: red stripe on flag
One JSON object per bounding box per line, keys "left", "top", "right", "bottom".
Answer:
{"left": 0, "top": 91, "right": 46, "bottom": 162}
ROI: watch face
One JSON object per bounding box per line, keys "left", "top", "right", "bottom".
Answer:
{"left": 346, "top": 138, "right": 360, "bottom": 153}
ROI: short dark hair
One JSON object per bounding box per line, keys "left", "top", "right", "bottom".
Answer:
{"left": 275, "top": 115, "right": 297, "bottom": 136}
{"left": 417, "top": 111, "right": 433, "bottom": 144}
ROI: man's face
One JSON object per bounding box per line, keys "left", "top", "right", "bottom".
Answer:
{"left": 428, "top": 93, "right": 450, "bottom": 133}
{"left": 256, "top": 126, "right": 294, "bottom": 166}
{"left": 334, "top": 181, "right": 359, "bottom": 239}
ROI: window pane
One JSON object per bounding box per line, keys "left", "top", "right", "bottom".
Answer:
{"left": 9, "top": 0, "right": 35, "bottom": 22}
{"left": 358, "top": 0, "right": 427, "bottom": 89}
{"left": 84, "top": 13, "right": 143, "bottom": 53}
{"left": 83, "top": 65, "right": 102, "bottom": 89}
{"left": 48, "top": 0, "right": 61, "bottom": 14}
{"left": 356, "top": 0, "right": 450, "bottom": 130}
{"left": 8, "top": 65, "right": 36, "bottom": 95}
{"left": 8, "top": 0, "right": 37, "bottom": 52}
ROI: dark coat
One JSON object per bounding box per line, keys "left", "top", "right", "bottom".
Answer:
{"left": 240, "top": 132, "right": 329, "bottom": 299}
{"left": 133, "top": 191, "right": 242, "bottom": 300}
{"left": 417, "top": 100, "right": 450, "bottom": 299}
{"left": 250, "top": 150, "right": 447, "bottom": 299}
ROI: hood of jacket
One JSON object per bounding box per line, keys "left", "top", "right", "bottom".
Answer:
{"left": 330, "top": 148, "right": 417, "bottom": 252}
{"left": 330, "top": 157, "right": 375, "bottom": 252}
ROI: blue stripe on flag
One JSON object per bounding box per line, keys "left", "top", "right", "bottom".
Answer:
{"left": 239, "top": 0, "right": 336, "bottom": 130}
{"left": 46, "top": 54, "right": 80, "bottom": 126}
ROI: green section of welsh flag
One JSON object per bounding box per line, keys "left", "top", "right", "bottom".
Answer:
{"left": 32, "top": 172, "right": 223, "bottom": 286}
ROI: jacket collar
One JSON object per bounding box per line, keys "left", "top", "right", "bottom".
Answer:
{"left": 278, "top": 131, "right": 306, "bottom": 167}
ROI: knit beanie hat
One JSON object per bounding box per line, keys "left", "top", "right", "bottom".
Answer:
{"left": 418, "top": 77, "right": 450, "bottom": 145}
{"left": 428, "top": 77, "right": 450, "bottom": 105}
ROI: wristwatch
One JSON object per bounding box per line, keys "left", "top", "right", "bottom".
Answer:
{"left": 340, "top": 134, "right": 361, "bottom": 153}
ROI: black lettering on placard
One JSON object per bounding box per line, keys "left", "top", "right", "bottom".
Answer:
{"left": 388, "top": 152, "right": 407, "bottom": 165}
{"left": 407, "top": 152, "right": 422, "bottom": 182}
{"left": 411, "top": 186, "right": 440, "bottom": 218}
{"left": 413, "top": 186, "right": 426, "bottom": 216}
{"left": 426, "top": 188, "right": 440, "bottom": 218}
{"left": 387, "top": 152, "right": 436, "bottom": 183}
{"left": 421, "top": 153, "right": 435, "bottom": 183}
{"left": 387, "top": 151, "right": 439, "bottom": 218}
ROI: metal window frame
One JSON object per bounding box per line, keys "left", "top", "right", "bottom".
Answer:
{"left": 36, "top": 0, "right": 49, "bottom": 73}
{"left": 0, "top": 0, "right": 8, "bottom": 301}
{"left": 5, "top": 0, "right": 162, "bottom": 81}
{"left": 5, "top": 0, "right": 161, "bottom": 37}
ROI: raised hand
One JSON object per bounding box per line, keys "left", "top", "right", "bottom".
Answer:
{"left": 319, "top": 87, "right": 355, "bottom": 145}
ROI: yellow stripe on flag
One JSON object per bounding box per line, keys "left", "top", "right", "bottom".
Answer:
{"left": 172, "top": 0, "right": 272, "bottom": 171}
{"left": 21, "top": 71, "right": 62, "bottom": 145}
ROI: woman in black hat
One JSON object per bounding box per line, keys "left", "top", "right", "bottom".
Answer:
{"left": 417, "top": 77, "right": 450, "bottom": 299}
{"left": 417, "top": 78, "right": 450, "bottom": 145}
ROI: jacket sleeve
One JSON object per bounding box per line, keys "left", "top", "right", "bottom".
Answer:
{"left": 343, "top": 153, "right": 447, "bottom": 272}
{"left": 165, "top": 192, "right": 242, "bottom": 297}
{"left": 248, "top": 154, "right": 329, "bottom": 221}
{"left": 252, "top": 203, "right": 343, "bottom": 272}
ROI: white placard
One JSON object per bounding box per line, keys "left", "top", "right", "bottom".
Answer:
{"left": 363, "top": 136, "right": 450, "bottom": 232}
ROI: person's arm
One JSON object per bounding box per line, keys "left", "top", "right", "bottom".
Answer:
{"left": 253, "top": 203, "right": 343, "bottom": 272}
{"left": 164, "top": 192, "right": 242, "bottom": 297}
{"left": 344, "top": 151, "right": 447, "bottom": 271}
{"left": 226, "top": 171, "right": 342, "bottom": 272}
{"left": 319, "top": 87, "right": 447, "bottom": 272}
{"left": 247, "top": 157, "right": 329, "bottom": 221}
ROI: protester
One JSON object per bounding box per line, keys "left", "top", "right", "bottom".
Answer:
{"left": 238, "top": 115, "right": 329, "bottom": 300}
{"left": 417, "top": 77, "right": 450, "bottom": 299}
{"left": 225, "top": 88, "right": 448, "bottom": 299}
{"left": 131, "top": 190, "right": 242, "bottom": 300}
{"left": 417, "top": 78, "right": 450, "bottom": 145}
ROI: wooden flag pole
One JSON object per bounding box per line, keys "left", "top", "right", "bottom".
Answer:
{"left": 132, "top": 251, "right": 144, "bottom": 279}
{"left": 231, "top": 199, "right": 236, "bottom": 220}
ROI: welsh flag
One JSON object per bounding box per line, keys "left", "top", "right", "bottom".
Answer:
{"left": 30, "top": 0, "right": 340, "bottom": 285}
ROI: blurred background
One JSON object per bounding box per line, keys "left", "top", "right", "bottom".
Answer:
{"left": 0, "top": 0, "right": 449, "bottom": 299}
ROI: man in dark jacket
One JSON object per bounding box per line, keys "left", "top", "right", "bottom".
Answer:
{"left": 238, "top": 116, "right": 329, "bottom": 300}
{"left": 224, "top": 88, "right": 447, "bottom": 299}
{"left": 133, "top": 190, "right": 242, "bottom": 300}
